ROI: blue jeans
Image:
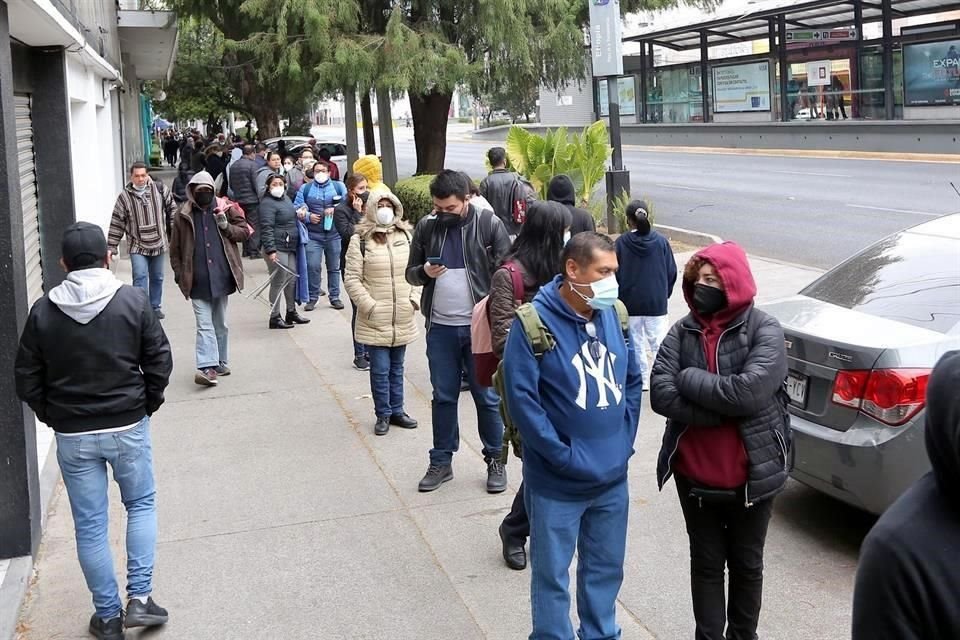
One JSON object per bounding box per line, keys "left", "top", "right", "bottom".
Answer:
{"left": 191, "top": 296, "right": 229, "bottom": 369}
{"left": 55, "top": 417, "right": 157, "bottom": 621}
{"left": 350, "top": 298, "right": 367, "bottom": 358}
{"left": 368, "top": 345, "right": 407, "bottom": 418}
{"left": 130, "top": 253, "right": 165, "bottom": 311}
{"left": 306, "top": 234, "right": 341, "bottom": 301}
{"left": 526, "top": 480, "right": 629, "bottom": 640}
{"left": 426, "top": 323, "right": 502, "bottom": 466}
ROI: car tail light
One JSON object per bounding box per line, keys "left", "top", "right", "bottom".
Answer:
{"left": 831, "top": 369, "right": 931, "bottom": 426}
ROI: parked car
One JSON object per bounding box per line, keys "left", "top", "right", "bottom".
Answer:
{"left": 263, "top": 136, "right": 348, "bottom": 177}
{"left": 762, "top": 213, "right": 960, "bottom": 514}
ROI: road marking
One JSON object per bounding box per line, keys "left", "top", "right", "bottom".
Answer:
{"left": 846, "top": 204, "right": 941, "bottom": 217}
{"left": 654, "top": 183, "right": 711, "bottom": 192}
{"left": 771, "top": 170, "right": 851, "bottom": 178}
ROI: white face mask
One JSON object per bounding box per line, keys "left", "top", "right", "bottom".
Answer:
{"left": 563, "top": 230, "right": 571, "bottom": 245}
{"left": 376, "top": 207, "right": 395, "bottom": 226}
{"left": 283, "top": 163, "right": 294, "bottom": 172}
{"left": 270, "top": 186, "right": 285, "bottom": 199}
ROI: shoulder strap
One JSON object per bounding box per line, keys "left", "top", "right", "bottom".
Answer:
{"left": 614, "top": 299, "right": 629, "bottom": 335}
{"left": 503, "top": 261, "right": 524, "bottom": 304}
{"left": 515, "top": 303, "right": 555, "bottom": 357}
{"left": 359, "top": 237, "right": 366, "bottom": 257}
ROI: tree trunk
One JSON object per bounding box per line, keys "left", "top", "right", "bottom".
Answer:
{"left": 409, "top": 89, "right": 452, "bottom": 175}
{"left": 250, "top": 105, "right": 280, "bottom": 139}
{"left": 360, "top": 91, "right": 377, "bottom": 155}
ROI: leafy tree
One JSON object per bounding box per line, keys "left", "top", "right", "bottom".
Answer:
{"left": 149, "top": 18, "right": 242, "bottom": 129}
{"left": 168, "top": 0, "right": 326, "bottom": 138}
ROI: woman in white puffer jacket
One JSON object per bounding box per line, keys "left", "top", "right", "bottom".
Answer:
{"left": 344, "top": 188, "right": 422, "bottom": 436}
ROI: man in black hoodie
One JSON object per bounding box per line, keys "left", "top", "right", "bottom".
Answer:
{"left": 15, "top": 222, "right": 173, "bottom": 639}
{"left": 547, "top": 174, "right": 596, "bottom": 236}
{"left": 852, "top": 350, "right": 960, "bottom": 640}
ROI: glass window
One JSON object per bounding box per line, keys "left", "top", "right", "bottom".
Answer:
{"left": 801, "top": 231, "right": 960, "bottom": 333}
{"left": 647, "top": 65, "right": 704, "bottom": 123}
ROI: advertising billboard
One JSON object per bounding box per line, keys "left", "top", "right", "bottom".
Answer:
{"left": 711, "top": 61, "right": 771, "bottom": 113}
{"left": 598, "top": 77, "right": 637, "bottom": 116}
{"left": 903, "top": 39, "right": 960, "bottom": 106}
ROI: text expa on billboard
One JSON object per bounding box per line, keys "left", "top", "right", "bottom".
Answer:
{"left": 590, "top": 0, "right": 623, "bottom": 77}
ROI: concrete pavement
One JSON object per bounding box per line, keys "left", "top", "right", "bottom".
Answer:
{"left": 15, "top": 247, "right": 869, "bottom": 640}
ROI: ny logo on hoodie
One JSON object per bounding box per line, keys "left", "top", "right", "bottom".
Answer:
{"left": 571, "top": 341, "right": 622, "bottom": 410}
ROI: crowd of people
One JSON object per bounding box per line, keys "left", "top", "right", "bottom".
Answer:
{"left": 13, "top": 135, "right": 959, "bottom": 640}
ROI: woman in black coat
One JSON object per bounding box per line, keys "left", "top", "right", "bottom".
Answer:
{"left": 260, "top": 174, "right": 309, "bottom": 330}
{"left": 650, "top": 240, "right": 789, "bottom": 640}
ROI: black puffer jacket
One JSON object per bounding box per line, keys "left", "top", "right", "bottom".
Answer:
{"left": 229, "top": 156, "right": 259, "bottom": 205}
{"left": 259, "top": 192, "right": 299, "bottom": 254}
{"left": 651, "top": 242, "right": 789, "bottom": 506}
{"left": 405, "top": 204, "right": 512, "bottom": 330}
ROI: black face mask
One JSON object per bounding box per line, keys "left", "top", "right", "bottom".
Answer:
{"left": 437, "top": 212, "right": 462, "bottom": 228}
{"left": 359, "top": 191, "right": 370, "bottom": 204}
{"left": 693, "top": 283, "right": 727, "bottom": 315}
{"left": 195, "top": 191, "right": 215, "bottom": 207}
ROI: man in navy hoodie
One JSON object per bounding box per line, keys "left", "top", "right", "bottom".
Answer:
{"left": 502, "top": 232, "right": 643, "bottom": 640}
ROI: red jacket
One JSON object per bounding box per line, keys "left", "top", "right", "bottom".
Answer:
{"left": 672, "top": 242, "right": 758, "bottom": 489}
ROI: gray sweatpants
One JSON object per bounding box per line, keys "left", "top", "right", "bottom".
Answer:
{"left": 265, "top": 251, "right": 298, "bottom": 316}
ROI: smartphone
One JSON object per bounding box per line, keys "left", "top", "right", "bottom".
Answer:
{"left": 427, "top": 256, "right": 446, "bottom": 268}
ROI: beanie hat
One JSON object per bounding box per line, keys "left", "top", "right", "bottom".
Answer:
{"left": 353, "top": 155, "right": 383, "bottom": 186}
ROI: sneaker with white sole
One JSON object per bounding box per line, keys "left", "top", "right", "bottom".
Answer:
{"left": 194, "top": 368, "right": 218, "bottom": 386}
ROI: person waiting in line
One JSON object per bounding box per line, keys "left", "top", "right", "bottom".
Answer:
{"left": 260, "top": 173, "right": 310, "bottom": 330}
{"left": 169, "top": 171, "right": 250, "bottom": 387}
{"left": 316, "top": 147, "right": 340, "bottom": 181}
{"left": 547, "top": 174, "right": 596, "bottom": 236}
{"left": 256, "top": 151, "right": 284, "bottom": 201}
{"left": 344, "top": 188, "right": 420, "bottom": 436}
{"left": 491, "top": 200, "right": 571, "bottom": 572}
{"left": 335, "top": 172, "right": 371, "bottom": 370}
{"left": 852, "top": 351, "right": 960, "bottom": 640}
{"left": 615, "top": 200, "right": 677, "bottom": 391}
{"left": 353, "top": 154, "right": 389, "bottom": 192}
{"left": 205, "top": 144, "right": 227, "bottom": 182}
{"left": 650, "top": 241, "right": 789, "bottom": 640}
{"left": 294, "top": 159, "right": 347, "bottom": 311}
{"left": 460, "top": 172, "right": 494, "bottom": 214}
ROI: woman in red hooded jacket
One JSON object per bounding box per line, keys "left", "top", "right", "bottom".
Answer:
{"left": 650, "top": 241, "right": 789, "bottom": 640}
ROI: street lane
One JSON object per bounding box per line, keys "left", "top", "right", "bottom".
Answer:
{"left": 395, "top": 139, "right": 960, "bottom": 269}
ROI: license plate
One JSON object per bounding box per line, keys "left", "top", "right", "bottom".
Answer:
{"left": 786, "top": 372, "right": 808, "bottom": 407}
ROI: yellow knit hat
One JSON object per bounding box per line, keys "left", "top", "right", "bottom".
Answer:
{"left": 353, "top": 155, "right": 384, "bottom": 189}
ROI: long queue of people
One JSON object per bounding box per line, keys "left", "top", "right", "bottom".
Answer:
{"left": 13, "top": 138, "right": 959, "bottom": 640}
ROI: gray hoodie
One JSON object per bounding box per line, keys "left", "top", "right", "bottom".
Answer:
{"left": 47, "top": 268, "right": 124, "bottom": 325}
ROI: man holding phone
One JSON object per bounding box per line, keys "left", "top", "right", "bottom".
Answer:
{"left": 406, "top": 170, "right": 512, "bottom": 493}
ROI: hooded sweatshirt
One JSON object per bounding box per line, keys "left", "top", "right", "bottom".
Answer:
{"left": 547, "top": 175, "right": 596, "bottom": 236}
{"left": 615, "top": 228, "right": 677, "bottom": 316}
{"left": 48, "top": 269, "right": 124, "bottom": 324}
{"left": 672, "top": 242, "right": 757, "bottom": 489}
{"left": 502, "top": 275, "right": 644, "bottom": 499}
{"left": 852, "top": 351, "right": 960, "bottom": 640}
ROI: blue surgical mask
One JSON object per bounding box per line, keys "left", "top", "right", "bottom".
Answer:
{"left": 570, "top": 274, "right": 619, "bottom": 310}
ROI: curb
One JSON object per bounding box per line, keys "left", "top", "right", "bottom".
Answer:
{"left": 623, "top": 145, "right": 960, "bottom": 164}
{"left": 657, "top": 224, "right": 722, "bottom": 248}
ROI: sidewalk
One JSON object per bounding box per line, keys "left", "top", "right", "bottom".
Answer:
{"left": 14, "top": 251, "right": 825, "bottom": 640}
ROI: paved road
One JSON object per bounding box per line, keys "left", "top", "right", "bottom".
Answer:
{"left": 395, "top": 139, "right": 960, "bottom": 270}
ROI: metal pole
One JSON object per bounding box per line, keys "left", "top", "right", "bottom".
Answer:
{"left": 343, "top": 87, "right": 359, "bottom": 171}
{"left": 881, "top": 0, "right": 895, "bottom": 119}
{"left": 608, "top": 76, "right": 623, "bottom": 170}
{"left": 769, "top": 19, "right": 778, "bottom": 122}
{"left": 854, "top": 0, "right": 863, "bottom": 118}
{"left": 700, "top": 31, "right": 711, "bottom": 122}
{"left": 639, "top": 41, "right": 648, "bottom": 124}
{"left": 778, "top": 15, "right": 790, "bottom": 122}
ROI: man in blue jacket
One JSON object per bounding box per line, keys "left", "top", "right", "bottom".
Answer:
{"left": 503, "top": 232, "right": 643, "bottom": 640}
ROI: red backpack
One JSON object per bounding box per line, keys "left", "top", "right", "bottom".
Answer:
{"left": 510, "top": 179, "right": 534, "bottom": 226}
{"left": 471, "top": 261, "right": 525, "bottom": 387}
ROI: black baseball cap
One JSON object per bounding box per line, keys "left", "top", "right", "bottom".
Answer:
{"left": 62, "top": 222, "right": 108, "bottom": 270}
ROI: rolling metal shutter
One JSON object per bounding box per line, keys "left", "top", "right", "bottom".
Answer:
{"left": 15, "top": 95, "right": 42, "bottom": 306}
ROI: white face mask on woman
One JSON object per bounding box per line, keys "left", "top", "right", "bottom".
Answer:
{"left": 270, "top": 186, "right": 285, "bottom": 199}
{"left": 376, "top": 207, "right": 395, "bottom": 226}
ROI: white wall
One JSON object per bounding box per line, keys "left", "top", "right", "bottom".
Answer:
{"left": 904, "top": 106, "right": 960, "bottom": 120}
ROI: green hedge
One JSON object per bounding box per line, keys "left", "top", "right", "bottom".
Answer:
{"left": 394, "top": 175, "right": 435, "bottom": 224}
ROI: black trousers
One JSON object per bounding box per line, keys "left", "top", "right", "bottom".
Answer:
{"left": 675, "top": 475, "right": 774, "bottom": 640}
{"left": 241, "top": 203, "right": 260, "bottom": 256}
{"left": 500, "top": 480, "right": 529, "bottom": 543}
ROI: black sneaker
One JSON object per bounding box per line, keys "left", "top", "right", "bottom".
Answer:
{"left": 124, "top": 596, "right": 168, "bottom": 628}
{"left": 486, "top": 458, "right": 507, "bottom": 494}
{"left": 304, "top": 300, "right": 318, "bottom": 312}
{"left": 215, "top": 364, "right": 231, "bottom": 376}
{"left": 89, "top": 613, "right": 124, "bottom": 640}
{"left": 330, "top": 298, "right": 345, "bottom": 310}
{"left": 389, "top": 413, "right": 418, "bottom": 429}
{"left": 353, "top": 356, "right": 370, "bottom": 371}
{"left": 374, "top": 417, "right": 390, "bottom": 436}
{"left": 418, "top": 464, "right": 453, "bottom": 492}
{"left": 153, "top": 309, "right": 165, "bottom": 320}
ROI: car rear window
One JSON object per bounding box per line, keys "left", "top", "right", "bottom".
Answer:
{"left": 801, "top": 230, "right": 960, "bottom": 334}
